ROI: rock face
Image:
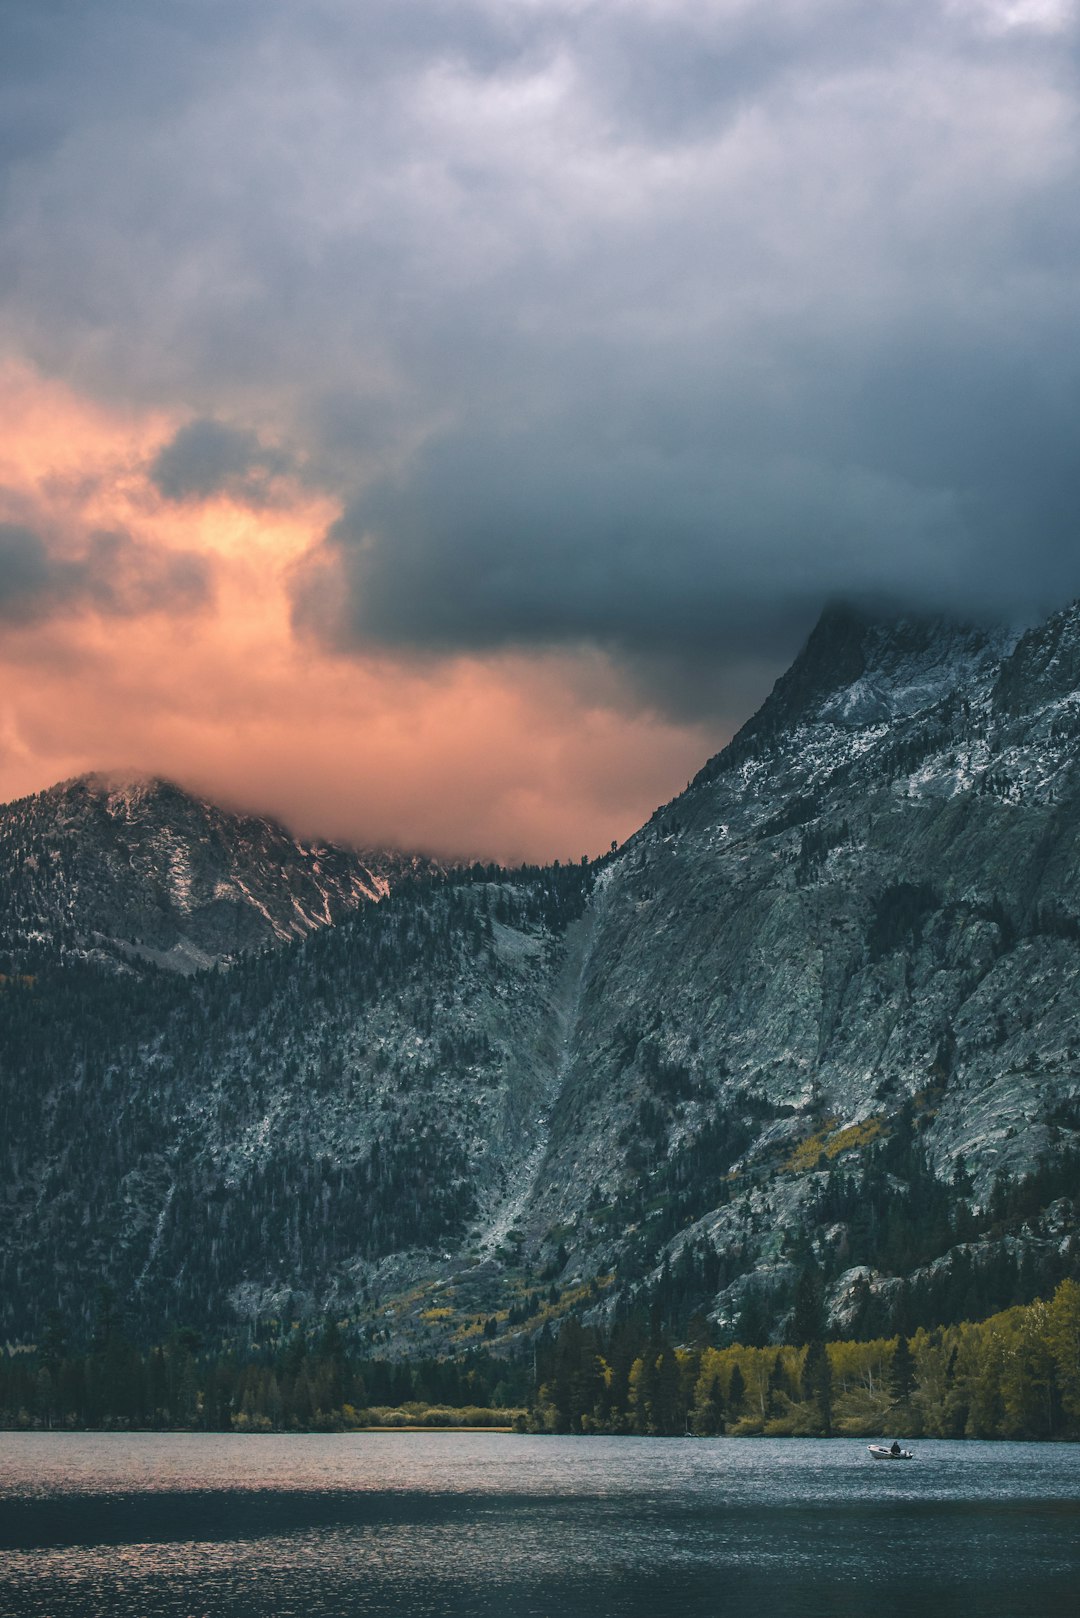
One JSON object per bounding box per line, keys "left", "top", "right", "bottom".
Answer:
{"left": 523, "top": 601, "right": 1080, "bottom": 1329}
{"left": 2, "top": 601, "right": 1080, "bottom": 1351}
{"left": 0, "top": 772, "right": 434, "bottom": 972}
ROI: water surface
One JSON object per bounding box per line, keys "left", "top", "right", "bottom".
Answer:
{"left": 1, "top": 1433, "right": 1077, "bottom": 1617}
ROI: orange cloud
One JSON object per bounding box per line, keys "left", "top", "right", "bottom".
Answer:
{"left": 0, "top": 365, "right": 729, "bottom": 861}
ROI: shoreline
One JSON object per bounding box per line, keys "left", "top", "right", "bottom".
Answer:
{"left": 3, "top": 1426, "right": 1075, "bottom": 1443}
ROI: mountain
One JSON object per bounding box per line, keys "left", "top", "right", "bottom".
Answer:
{"left": 0, "top": 772, "right": 436, "bottom": 973}
{"left": 2, "top": 602, "right": 1079, "bottom": 1354}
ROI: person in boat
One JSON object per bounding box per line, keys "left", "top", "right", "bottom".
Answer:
{"left": 890, "top": 1440, "right": 901, "bottom": 1456}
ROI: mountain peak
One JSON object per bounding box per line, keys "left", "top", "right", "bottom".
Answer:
{"left": 48, "top": 769, "right": 190, "bottom": 819}
{"left": 755, "top": 598, "right": 874, "bottom": 724}
{"left": 0, "top": 773, "right": 435, "bottom": 973}
{"left": 696, "top": 600, "right": 1003, "bottom": 788}
{"left": 994, "top": 596, "right": 1080, "bottom": 715}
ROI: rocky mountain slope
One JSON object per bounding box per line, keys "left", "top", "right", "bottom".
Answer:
{"left": 526, "top": 603, "right": 1080, "bottom": 1334}
{"left": 0, "top": 773, "right": 434, "bottom": 972}
{"left": 2, "top": 601, "right": 1079, "bottom": 1353}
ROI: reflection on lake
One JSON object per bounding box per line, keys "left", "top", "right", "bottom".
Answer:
{"left": 1, "top": 1432, "right": 1077, "bottom": 1617}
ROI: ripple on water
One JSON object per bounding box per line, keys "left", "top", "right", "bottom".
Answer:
{"left": 1, "top": 1434, "right": 1077, "bottom": 1618}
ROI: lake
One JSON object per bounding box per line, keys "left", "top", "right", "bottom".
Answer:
{"left": 1, "top": 1432, "right": 1077, "bottom": 1617}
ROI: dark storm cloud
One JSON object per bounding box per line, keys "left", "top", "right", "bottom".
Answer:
{"left": 4, "top": 0, "right": 1080, "bottom": 713}
{"left": 0, "top": 521, "right": 210, "bottom": 625}
{"left": 0, "top": 525, "right": 52, "bottom": 620}
{"left": 293, "top": 421, "right": 878, "bottom": 655}
{"left": 149, "top": 419, "right": 291, "bottom": 503}
{"left": 290, "top": 393, "right": 988, "bottom": 713}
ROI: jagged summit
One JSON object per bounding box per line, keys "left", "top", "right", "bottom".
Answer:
{"left": 994, "top": 596, "right": 1080, "bottom": 715}
{"left": 0, "top": 770, "right": 436, "bottom": 972}
{"left": 735, "top": 599, "right": 880, "bottom": 738}
{"left": 694, "top": 600, "right": 1011, "bottom": 792}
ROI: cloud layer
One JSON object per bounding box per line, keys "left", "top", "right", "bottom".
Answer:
{"left": 150, "top": 419, "right": 292, "bottom": 505}
{"left": 2, "top": 1, "right": 1079, "bottom": 848}
{"left": 0, "top": 521, "right": 210, "bottom": 625}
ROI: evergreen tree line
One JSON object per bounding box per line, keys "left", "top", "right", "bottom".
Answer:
{"left": 4, "top": 1281, "right": 1079, "bottom": 1441}
{"left": 0, "top": 1296, "right": 531, "bottom": 1432}
{"left": 532, "top": 1279, "right": 1080, "bottom": 1441}
{"left": 616, "top": 1111, "right": 1080, "bottom": 1348}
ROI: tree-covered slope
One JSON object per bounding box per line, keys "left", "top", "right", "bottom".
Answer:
{"left": 0, "top": 864, "right": 593, "bottom": 1342}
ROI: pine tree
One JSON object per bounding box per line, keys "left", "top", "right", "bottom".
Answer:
{"left": 889, "top": 1334, "right": 916, "bottom": 1404}
{"left": 790, "top": 1262, "right": 825, "bottom": 1346}
{"left": 801, "top": 1340, "right": 833, "bottom": 1435}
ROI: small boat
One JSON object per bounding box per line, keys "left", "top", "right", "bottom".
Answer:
{"left": 868, "top": 1443, "right": 913, "bottom": 1460}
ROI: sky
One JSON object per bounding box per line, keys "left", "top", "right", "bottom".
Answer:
{"left": 1, "top": 0, "right": 1079, "bottom": 860}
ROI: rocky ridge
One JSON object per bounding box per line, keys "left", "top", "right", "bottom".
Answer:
{"left": 2, "top": 601, "right": 1080, "bottom": 1352}
{"left": 0, "top": 772, "right": 436, "bottom": 972}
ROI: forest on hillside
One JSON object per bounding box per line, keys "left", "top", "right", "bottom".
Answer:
{"left": 2, "top": 1281, "right": 1077, "bottom": 1443}
{"left": 0, "top": 859, "right": 597, "bottom": 1342}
